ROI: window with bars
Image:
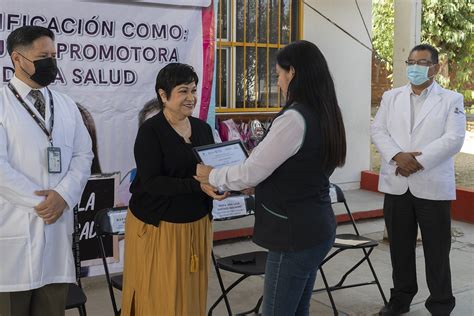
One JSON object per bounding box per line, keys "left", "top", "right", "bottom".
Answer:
{"left": 215, "top": 0, "right": 300, "bottom": 112}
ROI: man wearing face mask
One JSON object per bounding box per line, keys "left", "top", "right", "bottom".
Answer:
{"left": 371, "top": 44, "right": 466, "bottom": 316}
{"left": 0, "top": 26, "right": 93, "bottom": 316}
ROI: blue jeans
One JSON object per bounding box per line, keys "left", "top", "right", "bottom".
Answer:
{"left": 262, "top": 236, "right": 335, "bottom": 316}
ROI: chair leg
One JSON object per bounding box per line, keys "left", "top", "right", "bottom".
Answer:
{"left": 362, "top": 248, "right": 388, "bottom": 305}
{"left": 77, "top": 304, "right": 87, "bottom": 316}
{"left": 97, "top": 236, "right": 121, "bottom": 316}
{"left": 209, "top": 251, "right": 232, "bottom": 316}
{"left": 333, "top": 248, "right": 375, "bottom": 288}
{"left": 237, "top": 294, "right": 263, "bottom": 315}
{"left": 319, "top": 267, "right": 338, "bottom": 316}
{"left": 209, "top": 274, "right": 249, "bottom": 315}
{"left": 255, "top": 295, "right": 263, "bottom": 313}
{"left": 111, "top": 295, "right": 121, "bottom": 316}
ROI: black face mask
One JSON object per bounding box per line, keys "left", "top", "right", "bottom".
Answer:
{"left": 17, "top": 52, "right": 58, "bottom": 87}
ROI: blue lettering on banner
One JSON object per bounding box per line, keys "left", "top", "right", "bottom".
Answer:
{"left": 0, "top": 13, "right": 117, "bottom": 37}
{"left": 0, "top": 40, "right": 5, "bottom": 57}
{"left": 0, "top": 12, "right": 189, "bottom": 41}
{"left": 0, "top": 12, "right": 191, "bottom": 87}
{"left": 56, "top": 42, "right": 179, "bottom": 64}
{"left": 72, "top": 68, "right": 138, "bottom": 86}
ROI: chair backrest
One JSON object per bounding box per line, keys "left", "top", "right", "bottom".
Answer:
{"left": 329, "top": 183, "right": 361, "bottom": 236}
{"left": 94, "top": 207, "right": 128, "bottom": 236}
{"left": 329, "top": 183, "right": 345, "bottom": 204}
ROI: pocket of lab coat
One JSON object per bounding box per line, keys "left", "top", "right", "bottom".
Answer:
{"left": 0, "top": 201, "right": 28, "bottom": 238}
{"left": 0, "top": 236, "right": 30, "bottom": 286}
{"left": 57, "top": 119, "right": 75, "bottom": 172}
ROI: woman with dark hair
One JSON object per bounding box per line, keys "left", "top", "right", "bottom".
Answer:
{"left": 195, "top": 40, "right": 347, "bottom": 315}
{"left": 121, "top": 63, "right": 225, "bottom": 316}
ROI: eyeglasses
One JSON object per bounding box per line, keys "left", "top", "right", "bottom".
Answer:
{"left": 405, "top": 59, "right": 434, "bottom": 66}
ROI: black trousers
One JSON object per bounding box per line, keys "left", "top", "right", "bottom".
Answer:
{"left": 384, "top": 189, "right": 455, "bottom": 315}
{"left": 0, "top": 283, "right": 68, "bottom": 316}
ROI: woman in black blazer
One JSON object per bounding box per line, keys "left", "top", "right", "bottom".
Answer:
{"left": 121, "top": 63, "right": 224, "bottom": 316}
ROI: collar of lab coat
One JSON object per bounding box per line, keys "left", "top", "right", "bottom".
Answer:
{"left": 409, "top": 80, "right": 436, "bottom": 98}
{"left": 404, "top": 81, "right": 442, "bottom": 97}
{"left": 10, "top": 75, "right": 47, "bottom": 100}
{"left": 403, "top": 81, "right": 444, "bottom": 132}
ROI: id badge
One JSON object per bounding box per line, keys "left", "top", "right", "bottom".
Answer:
{"left": 47, "top": 146, "right": 62, "bottom": 173}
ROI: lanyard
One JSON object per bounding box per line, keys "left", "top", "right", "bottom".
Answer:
{"left": 8, "top": 82, "right": 55, "bottom": 145}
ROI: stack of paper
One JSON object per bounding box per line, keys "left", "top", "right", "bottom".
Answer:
{"left": 334, "top": 238, "right": 370, "bottom": 246}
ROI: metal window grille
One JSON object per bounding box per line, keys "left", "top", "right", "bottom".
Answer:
{"left": 216, "top": 0, "right": 300, "bottom": 112}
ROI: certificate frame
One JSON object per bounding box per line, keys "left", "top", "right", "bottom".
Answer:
{"left": 193, "top": 140, "right": 249, "bottom": 167}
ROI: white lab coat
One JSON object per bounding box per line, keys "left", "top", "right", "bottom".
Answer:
{"left": 371, "top": 82, "right": 465, "bottom": 201}
{"left": 0, "top": 76, "right": 93, "bottom": 292}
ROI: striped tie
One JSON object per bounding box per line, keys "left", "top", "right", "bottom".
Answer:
{"left": 30, "top": 90, "right": 45, "bottom": 118}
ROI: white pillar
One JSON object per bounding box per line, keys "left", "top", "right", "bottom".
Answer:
{"left": 384, "top": 0, "right": 422, "bottom": 241}
{"left": 392, "top": 0, "right": 422, "bottom": 88}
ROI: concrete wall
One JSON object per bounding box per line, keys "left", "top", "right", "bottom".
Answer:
{"left": 303, "top": 0, "right": 373, "bottom": 189}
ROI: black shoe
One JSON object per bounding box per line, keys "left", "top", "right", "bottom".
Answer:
{"left": 378, "top": 303, "right": 410, "bottom": 315}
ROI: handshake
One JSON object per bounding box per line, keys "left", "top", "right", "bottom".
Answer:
{"left": 194, "top": 164, "right": 254, "bottom": 200}
{"left": 392, "top": 152, "right": 424, "bottom": 177}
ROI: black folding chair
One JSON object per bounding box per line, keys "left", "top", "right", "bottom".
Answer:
{"left": 313, "top": 183, "right": 387, "bottom": 315}
{"left": 208, "top": 196, "right": 267, "bottom": 316}
{"left": 66, "top": 206, "right": 87, "bottom": 316}
{"left": 94, "top": 207, "right": 127, "bottom": 316}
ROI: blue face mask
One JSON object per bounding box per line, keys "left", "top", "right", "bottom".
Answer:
{"left": 406, "top": 65, "right": 430, "bottom": 85}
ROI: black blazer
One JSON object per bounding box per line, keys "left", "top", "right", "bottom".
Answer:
{"left": 129, "top": 111, "right": 214, "bottom": 226}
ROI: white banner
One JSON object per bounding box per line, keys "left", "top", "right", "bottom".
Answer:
{"left": 76, "top": 0, "right": 211, "bottom": 7}
{"left": 0, "top": 0, "right": 215, "bottom": 206}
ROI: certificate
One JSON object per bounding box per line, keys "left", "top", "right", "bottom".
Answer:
{"left": 193, "top": 140, "right": 248, "bottom": 168}
{"left": 212, "top": 195, "right": 248, "bottom": 219}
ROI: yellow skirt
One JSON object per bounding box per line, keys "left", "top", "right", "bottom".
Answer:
{"left": 121, "top": 210, "right": 213, "bottom": 316}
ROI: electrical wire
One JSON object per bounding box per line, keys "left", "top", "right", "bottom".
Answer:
{"left": 303, "top": 0, "right": 391, "bottom": 65}
{"left": 354, "top": 0, "right": 374, "bottom": 48}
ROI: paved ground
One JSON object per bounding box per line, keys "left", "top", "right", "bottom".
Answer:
{"left": 66, "top": 190, "right": 474, "bottom": 316}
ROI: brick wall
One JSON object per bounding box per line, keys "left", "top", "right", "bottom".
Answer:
{"left": 371, "top": 54, "right": 392, "bottom": 107}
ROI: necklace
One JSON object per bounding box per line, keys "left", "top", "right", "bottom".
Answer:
{"left": 164, "top": 111, "right": 192, "bottom": 141}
